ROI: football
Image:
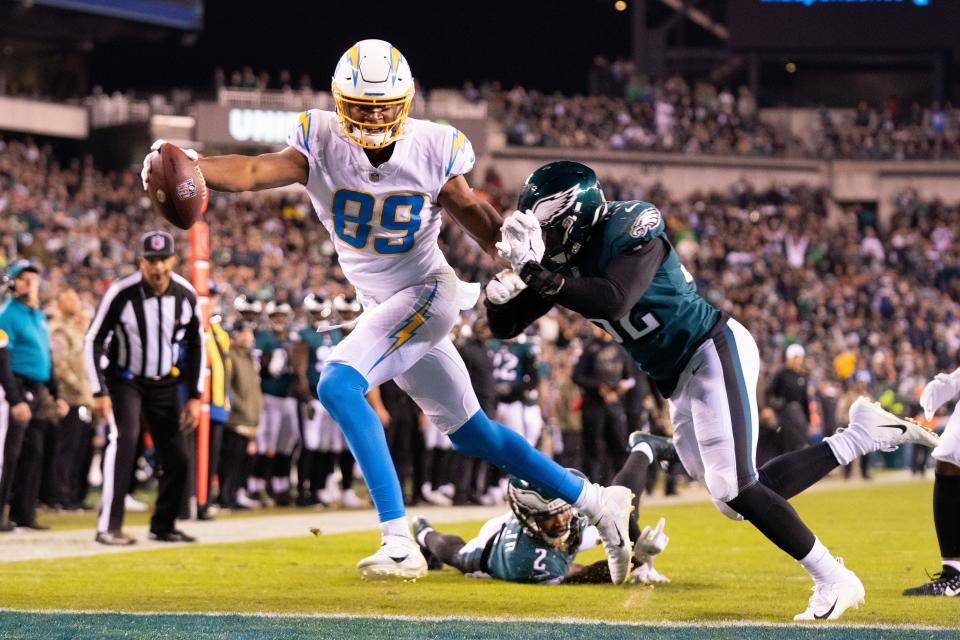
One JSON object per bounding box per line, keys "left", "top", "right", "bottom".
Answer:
{"left": 146, "top": 143, "right": 208, "bottom": 230}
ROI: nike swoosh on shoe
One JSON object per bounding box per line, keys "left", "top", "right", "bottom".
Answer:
{"left": 814, "top": 598, "right": 838, "bottom": 620}
{"left": 600, "top": 516, "right": 625, "bottom": 548}
{"left": 389, "top": 555, "right": 409, "bottom": 563}
{"left": 879, "top": 424, "right": 907, "bottom": 433}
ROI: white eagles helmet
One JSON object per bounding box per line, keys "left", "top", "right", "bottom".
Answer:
{"left": 333, "top": 294, "right": 362, "bottom": 322}
{"left": 506, "top": 476, "right": 581, "bottom": 553}
{"left": 233, "top": 294, "right": 262, "bottom": 315}
{"left": 331, "top": 38, "right": 415, "bottom": 149}
{"left": 265, "top": 301, "right": 293, "bottom": 317}
{"left": 303, "top": 293, "right": 333, "bottom": 326}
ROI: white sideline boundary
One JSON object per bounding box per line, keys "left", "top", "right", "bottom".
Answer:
{"left": 0, "top": 608, "right": 956, "bottom": 632}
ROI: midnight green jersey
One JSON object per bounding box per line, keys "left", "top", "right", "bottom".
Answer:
{"left": 485, "top": 514, "right": 587, "bottom": 585}
{"left": 255, "top": 329, "right": 296, "bottom": 398}
{"left": 489, "top": 339, "right": 539, "bottom": 405}
{"left": 562, "top": 200, "right": 720, "bottom": 387}
{"left": 297, "top": 326, "right": 342, "bottom": 399}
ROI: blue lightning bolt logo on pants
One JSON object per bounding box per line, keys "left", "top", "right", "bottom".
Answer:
{"left": 368, "top": 281, "right": 439, "bottom": 373}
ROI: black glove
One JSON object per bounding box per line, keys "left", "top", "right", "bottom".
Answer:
{"left": 519, "top": 262, "right": 565, "bottom": 296}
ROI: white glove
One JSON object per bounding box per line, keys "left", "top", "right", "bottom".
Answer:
{"left": 495, "top": 210, "right": 545, "bottom": 270}
{"left": 920, "top": 369, "right": 960, "bottom": 420}
{"left": 633, "top": 517, "right": 669, "bottom": 563}
{"left": 631, "top": 556, "right": 671, "bottom": 585}
{"left": 267, "top": 348, "right": 288, "bottom": 378}
{"left": 141, "top": 139, "right": 199, "bottom": 191}
{"left": 485, "top": 269, "right": 527, "bottom": 305}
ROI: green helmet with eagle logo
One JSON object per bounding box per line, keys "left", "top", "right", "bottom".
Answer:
{"left": 516, "top": 161, "right": 607, "bottom": 271}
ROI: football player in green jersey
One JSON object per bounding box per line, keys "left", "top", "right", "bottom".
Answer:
{"left": 490, "top": 333, "right": 543, "bottom": 447}
{"left": 251, "top": 301, "right": 300, "bottom": 506}
{"left": 293, "top": 293, "right": 341, "bottom": 506}
{"left": 485, "top": 161, "right": 941, "bottom": 618}
{"left": 413, "top": 431, "right": 675, "bottom": 585}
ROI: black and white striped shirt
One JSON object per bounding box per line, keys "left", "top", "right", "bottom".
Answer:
{"left": 84, "top": 272, "right": 205, "bottom": 398}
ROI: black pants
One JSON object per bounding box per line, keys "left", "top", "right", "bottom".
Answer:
{"left": 580, "top": 399, "right": 629, "bottom": 485}
{"left": 9, "top": 419, "right": 45, "bottom": 525}
{"left": 54, "top": 406, "right": 93, "bottom": 508}
{"left": 776, "top": 403, "right": 809, "bottom": 453}
{"left": 99, "top": 378, "right": 188, "bottom": 534}
{"left": 0, "top": 378, "right": 44, "bottom": 526}
{"left": 219, "top": 428, "right": 251, "bottom": 507}
{"left": 386, "top": 409, "right": 425, "bottom": 503}
{"left": 197, "top": 420, "right": 224, "bottom": 509}
{"left": 555, "top": 430, "right": 582, "bottom": 473}
{"left": 39, "top": 418, "right": 59, "bottom": 508}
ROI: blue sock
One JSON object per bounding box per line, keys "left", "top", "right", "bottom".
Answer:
{"left": 317, "top": 363, "right": 405, "bottom": 522}
{"left": 449, "top": 410, "right": 585, "bottom": 504}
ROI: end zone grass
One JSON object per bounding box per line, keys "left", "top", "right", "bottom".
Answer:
{"left": 0, "top": 481, "right": 954, "bottom": 627}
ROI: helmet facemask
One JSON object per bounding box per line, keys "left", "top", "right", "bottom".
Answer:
{"left": 333, "top": 89, "right": 413, "bottom": 149}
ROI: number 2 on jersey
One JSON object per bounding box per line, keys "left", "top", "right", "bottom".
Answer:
{"left": 332, "top": 189, "right": 424, "bottom": 254}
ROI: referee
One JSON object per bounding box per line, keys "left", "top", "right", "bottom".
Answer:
{"left": 84, "top": 231, "right": 204, "bottom": 545}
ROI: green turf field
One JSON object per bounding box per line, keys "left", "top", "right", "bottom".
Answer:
{"left": 1, "top": 481, "right": 956, "bottom": 638}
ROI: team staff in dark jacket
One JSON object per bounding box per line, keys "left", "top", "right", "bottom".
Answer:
{"left": 84, "top": 232, "right": 204, "bottom": 545}
{"left": 455, "top": 318, "right": 497, "bottom": 504}
{"left": 765, "top": 343, "right": 811, "bottom": 454}
{"left": 572, "top": 327, "right": 636, "bottom": 485}
{"left": 0, "top": 259, "right": 68, "bottom": 531}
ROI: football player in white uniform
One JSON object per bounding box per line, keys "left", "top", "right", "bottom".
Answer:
{"left": 141, "top": 39, "right": 632, "bottom": 583}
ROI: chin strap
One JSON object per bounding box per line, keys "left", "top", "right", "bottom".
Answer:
{"left": 520, "top": 262, "right": 565, "bottom": 296}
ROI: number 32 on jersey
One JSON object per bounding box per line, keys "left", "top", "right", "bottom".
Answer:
{"left": 332, "top": 189, "right": 424, "bottom": 254}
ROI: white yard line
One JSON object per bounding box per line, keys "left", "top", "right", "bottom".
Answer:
{"left": 0, "top": 470, "right": 927, "bottom": 564}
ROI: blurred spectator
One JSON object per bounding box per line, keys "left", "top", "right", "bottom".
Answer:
{"left": 48, "top": 287, "right": 94, "bottom": 511}
{"left": 222, "top": 322, "right": 261, "bottom": 509}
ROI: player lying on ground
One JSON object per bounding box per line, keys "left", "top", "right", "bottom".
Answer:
{"left": 484, "top": 160, "right": 941, "bottom": 619}
{"left": 412, "top": 431, "right": 675, "bottom": 585}
{"left": 141, "top": 40, "right": 633, "bottom": 583}
{"left": 904, "top": 368, "right": 960, "bottom": 596}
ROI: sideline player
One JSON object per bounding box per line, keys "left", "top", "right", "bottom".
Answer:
{"left": 904, "top": 368, "right": 960, "bottom": 596}
{"left": 251, "top": 301, "right": 299, "bottom": 506}
{"left": 485, "top": 160, "right": 941, "bottom": 619}
{"left": 491, "top": 330, "right": 544, "bottom": 448}
{"left": 413, "top": 431, "right": 675, "bottom": 585}
{"left": 141, "top": 40, "right": 632, "bottom": 583}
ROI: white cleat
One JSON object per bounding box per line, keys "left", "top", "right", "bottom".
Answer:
{"left": 589, "top": 484, "right": 634, "bottom": 585}
{"left": 356, "top": 535, "right": 428, "bottom": 581}
{"left": 124, "top": 494, "right": 149, "bottom": 513}
{"left": 794, "top": 560, "right": 865, "bottom": 621}
{"left": 340, "top": 488, "right": 365, "bottom": 508}
{"left": 848, "top": 396, "right": 940, "bottom": 450}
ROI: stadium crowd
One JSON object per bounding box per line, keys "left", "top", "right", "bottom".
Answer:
{"left": 1, "top": 133, "right": 957, "bottom": 532}
{"left": 5, "top": 60, "right": 959, "bottom": 160}
{"left": 495, "top": 73, "right": 960, "bottom": 160}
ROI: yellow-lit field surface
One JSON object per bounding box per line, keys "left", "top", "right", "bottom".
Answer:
{"left": 0, "top": 480, "right": 956, "bottom": 639}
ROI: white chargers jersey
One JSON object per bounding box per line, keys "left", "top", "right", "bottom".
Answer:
{"left": 287, "top": 110, "right": 476, "bottom": 300}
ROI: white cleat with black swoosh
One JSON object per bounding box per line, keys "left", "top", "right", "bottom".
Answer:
{"left": 589, "top": 485, "right": 634, "bottom": 584}
{"left": 357, "top": 535, "right": 428, "bottom": 581}
{"left": 847, "top": 396, "right": 940, "bottom": 451}
{"left": 794, "top": 559, "right": 865, "bottom": 621}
